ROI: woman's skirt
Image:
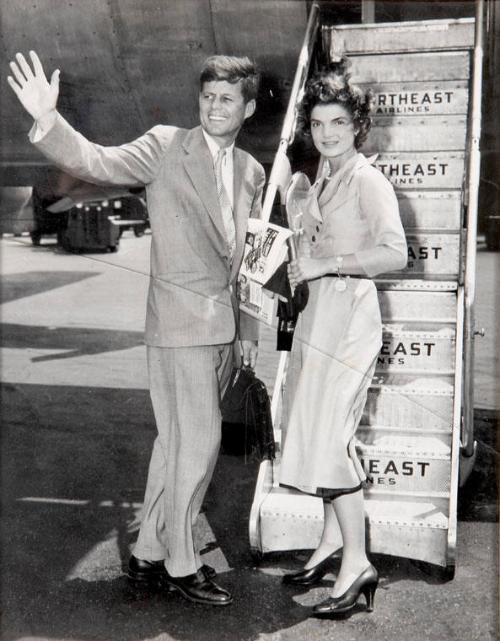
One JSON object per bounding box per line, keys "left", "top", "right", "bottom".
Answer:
{"left": 279, "top": 276, "right": 382, "bottom": 495}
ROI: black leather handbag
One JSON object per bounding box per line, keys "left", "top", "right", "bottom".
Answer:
{"left": 220, "top": 367, "right": 275, "bottom": 461}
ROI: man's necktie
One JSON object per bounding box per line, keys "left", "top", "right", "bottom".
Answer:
{"left": 214, "top": 148, "right": 236, "bottom": 261}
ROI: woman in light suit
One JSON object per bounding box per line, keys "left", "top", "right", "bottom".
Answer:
{"left": 279, "top": 58, "right": 407, "bottom": 618}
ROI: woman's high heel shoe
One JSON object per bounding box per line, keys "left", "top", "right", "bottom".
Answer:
{"left": 282, "top": 552, "right": 338, "bottom": 586}
{"left": 312, "top": 564, "right": 378, "bottom": 617}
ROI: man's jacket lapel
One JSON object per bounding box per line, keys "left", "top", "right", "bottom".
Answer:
{"left": 182, "top": 127, "right": 228, "bottom": 252}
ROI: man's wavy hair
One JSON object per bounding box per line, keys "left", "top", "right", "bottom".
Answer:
{"left": 200, "top": 55, "right": 260, "bottom": 104}
{"left": 298, "top": 57, "right": 373, "bottom": 149}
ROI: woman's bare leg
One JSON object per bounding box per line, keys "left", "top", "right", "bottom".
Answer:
{"left": 303, "top": 499, "right": 342, "bottom": 569}
{"left": 329, "top": 489, "right": 371, "bottom": 596}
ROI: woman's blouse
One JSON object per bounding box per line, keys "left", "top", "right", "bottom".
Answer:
{"left": 301, "top": 153, "right": 407, "bottom": 277}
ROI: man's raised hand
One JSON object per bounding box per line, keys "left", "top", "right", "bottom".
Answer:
{"left": 7, "top": 51, "right": 60, "bottom": 123}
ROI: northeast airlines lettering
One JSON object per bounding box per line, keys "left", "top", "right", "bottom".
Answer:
{"left": 408, "top": 246, "right": 443, "bottom": 260}
{"left": 407, "top": 244, "right": 443, "bottom": 269}
{"left": 377, "top": 340, "right": 435, "bottom": 366}
{"left": 375, "top": 90, "right": 454, "bottom": 115}
{"left": 377, "top": 162, "right": 448, "bottom": 186}
{"left": 361, "top": 458, "right": 431, "bottom": 487}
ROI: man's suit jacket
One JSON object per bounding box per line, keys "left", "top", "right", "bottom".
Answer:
{"left": 33, "top": 114, "right": 266, "bottom": 347}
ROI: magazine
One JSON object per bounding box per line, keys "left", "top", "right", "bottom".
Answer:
{"left": 237, "top": 218, "right": 293, "bottom": 324}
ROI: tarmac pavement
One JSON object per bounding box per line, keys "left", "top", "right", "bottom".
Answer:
{"left": 0, "top": 233, "right": 497, "bottom": 641}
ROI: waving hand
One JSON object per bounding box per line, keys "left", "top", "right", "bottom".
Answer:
{"left": 7, "top": 51, "right": 60, "bottom": 122}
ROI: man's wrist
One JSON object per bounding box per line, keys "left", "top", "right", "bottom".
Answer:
{"left": 36, "top": 110, "right": 57, "bottom": 134}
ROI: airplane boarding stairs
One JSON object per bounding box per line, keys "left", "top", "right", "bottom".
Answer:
{"left": 249, "top": 6, "right": 483, "bottom": 576}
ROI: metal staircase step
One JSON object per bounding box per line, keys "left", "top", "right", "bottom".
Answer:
{"left": 368, "top": 80, "right": 469, "bottom": 118}
{"left": 355, "top": 431, "right": 450, "bottom": 457}
{"left": 370, "top": 373, "right": 454, "bottom": 390}
{"left": 359, "top": 449, "right": 451, "bottom": 494}
{"left": 349, "top": 51, "right": 470, "bottom": 84}
{"left": 364, "top": 497, "right": 448, "bottom": 528}
{"left": 324, "top": 18, "right": 475, "bottom": 55}
{"left": 364, "top": 487, "right": 450, "bottom": 500}
{"left": 403, "top": 232, "right": 461, "bottom": 277}
{"left": 364, "top": 374, "right": 454, "bottom": 431}
{"left": 373, "top": 151, "right": 465, "bottom": 190}
{"left": 396, "top": 191, "right": 462, "bottom": 232}
{"left": 260, "top": 487, "right": 448, "bottom": 530}
{"left": 378, "top": 288, "right": 457, "bottom": 323}
{"left": 377, "top": 325, "right": 455, "bottom": 374}
{"left": 367, "top": 115, "right": 467, "bottom": 153}
{"left": 375, "top": 277, "right": 458, "bottom": 292}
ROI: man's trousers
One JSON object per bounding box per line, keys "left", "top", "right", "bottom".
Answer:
{"left": 133, "top": 343, "right": 233, "bottom": 577}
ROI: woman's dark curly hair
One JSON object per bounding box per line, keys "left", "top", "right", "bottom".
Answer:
{"left": 298, "top": 57, "right": 373, "bottom": 149}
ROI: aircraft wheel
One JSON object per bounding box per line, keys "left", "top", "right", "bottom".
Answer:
{"left": 57, "top": 231, "right": 72, "bottom": 252}
{"left": 31, "top": 231, "right": 42, "bottom": 246}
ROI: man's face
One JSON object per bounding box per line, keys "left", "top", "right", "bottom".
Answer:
{"left": 199, "top": 80, "right": 255, "bottom": 146}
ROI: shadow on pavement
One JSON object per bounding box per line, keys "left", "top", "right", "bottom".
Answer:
{"left": 1, "top": 322, "right": 144, "bottom": 361}
{"left": 1, "top": 270, "right": 99, "bottom": 304}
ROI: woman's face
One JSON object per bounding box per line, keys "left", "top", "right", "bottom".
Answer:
{"left": 310, "top": 103, "right": 357, "bottom": 162}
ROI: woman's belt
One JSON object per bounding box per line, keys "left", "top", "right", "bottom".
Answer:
{"left": 324, "top": 273, "right": 368, "bottom": 280}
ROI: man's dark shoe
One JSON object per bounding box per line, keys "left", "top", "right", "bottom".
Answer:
{"left": 165, "top": 569, "right": 233, "bottom": 606}
{"left": 127, "top": 555, "right": 168, "bottom": 586}
{"left": 200, "top": 564, "right": 217, "bottom": 580}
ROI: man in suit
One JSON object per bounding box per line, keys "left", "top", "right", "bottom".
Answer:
{"left": 8, "top": 51, "right": 265, "bottom": 606}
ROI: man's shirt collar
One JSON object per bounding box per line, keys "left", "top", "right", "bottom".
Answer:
{"left": 202, "top": 130, "right": 235, "bottom": 159}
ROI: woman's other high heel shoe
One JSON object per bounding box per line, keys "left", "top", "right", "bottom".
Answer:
{"left": 282, "top": 552, "right": 338, "bottom": 586}
{"left": 312, "top": 563, "right": 378, "bottom": 617}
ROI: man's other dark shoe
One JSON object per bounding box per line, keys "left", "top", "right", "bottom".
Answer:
{"left": 165, "top": 569, "right": 233, "bottom": 606}
{"left": 127, "top": 555, "right": 168, "bottom": 586}
{"left": 200, "top": 564, "right": 217, "bottom": 580}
